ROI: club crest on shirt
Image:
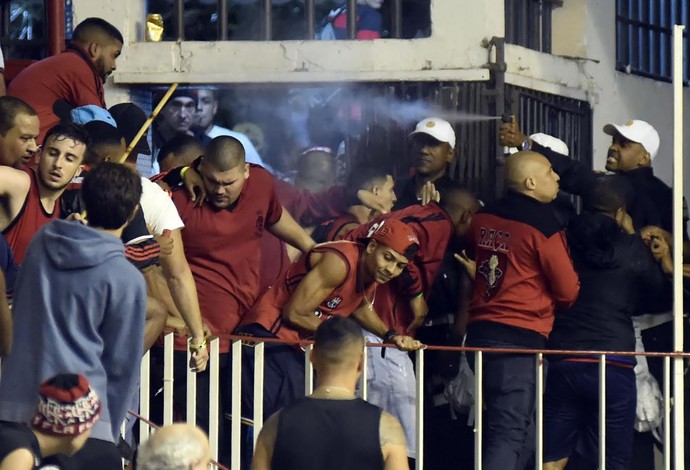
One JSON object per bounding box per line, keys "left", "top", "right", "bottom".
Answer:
{"left": 325, "top": 296, "right": 343, "bottom": 309}
{"left": 255, "top": 211, "right": 265, "bottom": 237}
{"left": 477, "top": 253, "right": 506, "bottom": 300}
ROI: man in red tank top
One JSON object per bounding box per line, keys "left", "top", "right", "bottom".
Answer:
{"left": 238, "top": 218, "right": 423, "bottom": 422}
{"left": 0, "top": 123, "right": 89, "bottom": 264}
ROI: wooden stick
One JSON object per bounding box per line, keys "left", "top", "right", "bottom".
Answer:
{"left": 119, "top": 82, "right": 180, "bottom": 163}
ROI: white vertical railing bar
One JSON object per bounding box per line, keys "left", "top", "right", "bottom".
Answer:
{"left": 304, "top": 343, "right": 314, "bottom": 395}
{"left": 231, "top": 340, "right": 242, "bottom": 470}
{"left": 209, "top": 338, "right": 220, "bottom": 463}
{"left": 598, "top": 355, "right": 606, "bottom": 470}
{"left": 359, "top": 345, "right": 368, "bottom": 400}
{"left": 535, "top": 353, "right": 544, "bottom": 470}
{"left": 671, "top": 24, "right": 686, "bottom": 470}
{"left": 253, "top": 341, "right": 265, "bottom": 450}
{"left": 663, "top": 356, "right": 671, "bottom": 470}
{"left": 163, "top": 332, "right": 174, "bottom": 426}
{"left": 139, "top": 350, "right": 151, "bottom": 442}
{"left": 415, "top": 348, "right": 424, "bottom": 470}
{"left": 474, "top": 351, "right": 483, "bottom": 470}
{"left": 186, "top": 340, "right": 197, "bottom": 425}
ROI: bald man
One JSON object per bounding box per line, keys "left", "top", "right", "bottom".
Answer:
{"left": 137, "top": 423, "right": 211, "bottom": 470}
{"left": 464, "top": 151, "right": 579, "bottom": 470}
{"left": 252, "top": 317, "right": 409, "bottom": 470}
{"left": 294, "top": 148, "right": 337, "bottom": 192}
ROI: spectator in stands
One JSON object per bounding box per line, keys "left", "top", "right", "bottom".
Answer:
{"left": 293, "top": 147, "right": 337, "bottom": 192}
{"left": 109, "top": 102, "right": 152, "bottom": 161}
{"left": 344, "top": 185, "right": 480, "bottom": 462}
{"left": 0, "top": 123, "right": 89, "bottom": 264}
{"left": 8, "top": 18, "right": 123, "bottom": 143}
{"left": 0, "top": 97, "right": 39, "bottom": 169}
{"left": 157, "top": 134, "right": 204, "bottom": 173}
{"left": 463, "top": 151, "right": 580, "bottom": 470}
{"left": 0, "top": 374, "right": 101, "bottom": 470}
{"left": 395, "top": 117, "right": 457, "bottom": 209}
{"left": 137, "top": 423, "right": 211, "bottom": 470}
{"left": 194, "top": 88, "right": 266, "bottom": 167}
{"left": 543, "top": 175, "right": 672, "bottom": 470}
{"left": 239, "top": 219, "right": 422, "bottom": 421}
{"left": 156, "top": 136, "right": 314, "bottom": 463}
{"left": 332, "top": 0, "right": 384, "bottom": 39}
{"left": 154, "top": 90, "right": 198, "bottom": 149}
{"left": 311, "top": 166, "right": 396, "bottom": 243}
{"left": 0, "top": 162, "right": 146, "bottom": 470}
{"left": 252, "top": 317, "right": 409, "bottom": 470}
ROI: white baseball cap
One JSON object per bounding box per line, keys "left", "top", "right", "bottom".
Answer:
{"left": 509, "top": 132, "right": 570, "bottom": 156}
{"left": 409, "top": 117, "right": 456, "bottom": 149}
{"left": 603, "top": 120, "right": 660, "bottom": 159}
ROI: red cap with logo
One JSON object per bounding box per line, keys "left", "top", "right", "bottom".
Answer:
{"left": 368, "top": 219, "right": 420, "bottom": 261}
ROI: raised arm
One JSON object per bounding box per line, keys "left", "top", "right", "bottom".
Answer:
{"left": 537, "top": 231, "right": 580, "bottom": 309}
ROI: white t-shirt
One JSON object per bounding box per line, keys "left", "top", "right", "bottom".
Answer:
{"left": 139, "top": 177, "right": 184, "bottom": 236}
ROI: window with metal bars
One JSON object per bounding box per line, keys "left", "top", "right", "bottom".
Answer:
{"left": 616, "top": 0, "right": 689, "bottom": 83}
{"left": 0, "top": 0, "right": 48, "bottom": 60}
{"left": 145, "top": 0, "right": 430, "bottom": 41}
{"left": 504, "top": 0, "right": 561, "bottom": 53}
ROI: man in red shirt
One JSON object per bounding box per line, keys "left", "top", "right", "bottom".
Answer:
{"left": 465, "top": 151, "right": 580, "bottom": 470}
{"left": 0, "top": 97, "right": 40, "bottom": 169}
{"left": 0, "top": 123, "right": 89, "bottom": 264}
{"left": 239, "top": 218, "right": 422, "bottom": 420}
{"left": 167, "top": 135, "right": 314, "bottom": 457}
{"left": 8, "top": 18, "right": 122, "bottom": 143}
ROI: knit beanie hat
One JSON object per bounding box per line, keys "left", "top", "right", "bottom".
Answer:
{"left": 31, "top": 374, "right": 102, "bottom": 436}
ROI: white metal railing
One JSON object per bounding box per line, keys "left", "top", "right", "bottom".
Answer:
{"left": 124, "top": 332, "right": 688, "bottom": 470}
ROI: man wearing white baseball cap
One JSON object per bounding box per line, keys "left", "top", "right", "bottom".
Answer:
{"left": 395, "top": 117, "right": 457, "bottom": 209}
{"left": 499, "top": 117, "right": 678, "bottom": 234}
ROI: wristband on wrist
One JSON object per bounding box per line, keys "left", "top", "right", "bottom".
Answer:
{"left": 180, "top": 166, "right": 190, "bottom": 179}
{"left": 383, "top": 329, "right": 399, "bottom": 343}
{"left": 189, "top": 338, "right": 207, "bottom": 352}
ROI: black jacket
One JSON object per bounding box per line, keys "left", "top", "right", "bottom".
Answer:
{"left": 533, "top": 141, "right": 683, "bottom": 236}
{"left": 548, "top": 212, "right": 672, "bottom": 353}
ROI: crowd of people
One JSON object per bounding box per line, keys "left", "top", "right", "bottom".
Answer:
{"left": 0, "top": 14, "right": 687, "bottom": 470}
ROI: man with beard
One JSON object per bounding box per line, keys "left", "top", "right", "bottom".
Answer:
{"left": 0, "top": 123, "right": 89, "bottom": 264}
{"left": 8, "top": 18, "right": 123, "bottom": 143}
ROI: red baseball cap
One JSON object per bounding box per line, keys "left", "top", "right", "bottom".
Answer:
{"left": 367, "top": 219, "right": 420, "bottom": 261}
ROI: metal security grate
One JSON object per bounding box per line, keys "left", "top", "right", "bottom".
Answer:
{"left": 616, "top": 0, "right": 690, "bottom": 83}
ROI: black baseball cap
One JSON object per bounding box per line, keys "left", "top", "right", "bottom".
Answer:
{"left": 108, "top": 103, "right": 151, "bottom": 155}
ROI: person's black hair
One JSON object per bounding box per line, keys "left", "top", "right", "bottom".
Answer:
{"left": 203, "top": 135, "right": 245, "bottom": 171}
{"left": 158, "top": 134, "right": 203, "bottom": 164}
{"left": 346, "top": 166, "right": 389, "bottom": 192}
{"left": 82, "top": 162, "right": 141, "bottom": 230}
{"left": 83, "top": 122, "right": 125, "bottom": 166}
{"left": 44, "top": 122, "right": 92, "bottom": 149}
{"left": 314, "top": 317, "right": 364, "bottom": 353}
{"left": 72, "top": 17, "right": 124, "bottom": 44}
{"left": 582, "top": 174, "right": 633, "bottom": 215}
{"left": 0, "top": 96, "right": 37, "bottom": 136}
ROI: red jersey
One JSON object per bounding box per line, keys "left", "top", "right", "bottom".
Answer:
{"left": 241, "top": 241, "right": 376, "bottom": 344}
{"left": 2, "top": 169, "right": 60, "bottom": 264}
{"left": 172, "top": 165, "right": 283, "bottom": 352}
{"left": 311, "top": 213, "right": 359, "bottom": 243}
{"left": 345, "top": 202, "right": 454, "bottom": 334}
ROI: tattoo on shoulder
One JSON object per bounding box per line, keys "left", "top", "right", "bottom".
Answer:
{"left": 379, "top": 412, "right": 407, "bottom": 448}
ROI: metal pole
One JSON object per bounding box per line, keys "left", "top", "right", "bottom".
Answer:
{"left": 535, "top": 353, "right": 544, "bottom": 470}
{"left": 174, "top": 0, "right": 184, "bottom": 41}
{"left": 231, "top": 340, "right": 242, "bottom": 470}
{"left": 304, "top": 344, "right": 314, "bottom": 395}
{"left": 217, "top": 0, "right": 228, "bottom": 40}
{"left": 209, "top": 338, "right": 220, "bottom": 462}
{"left": 47, "top": 0, "right": 65, "bottom": 56}
{"left": 186, "top": 339, "right": 197, "bottom": 425}
{"left": 671, "top": 24, "right": 685, "bottom": 470}
{"left": 390, "top": 0, "right": 402, "bottom": 39}
{"left": 474, "top": 351, "right": 483, "bottom": 470}
{"left": 139, "top": 350, "right": 151, "bottom": 442}
{"left": 598, "top": 355, "right": 606, "bottom": 469}
{"left": 163, "top": 332, "right": 174, "bottom": 426}
{"left": 415, "top": 348, "right": 424, "bottom": 470}
{"left": 663, "top": 356, "right": 671, "bottom": 470}
{"left": 359, "top": 344, "right": 369, "bottom": 400}
{"left": 305, "top": 0, "right": 316, "bottom": 39}
{"left": 262, "top": 0, "right": 272, "bottom": 41}
{"left": 253, "top": 342, "right": 265, "bottom": 450}
{"left": 347, "top": 0, "right": 357, "bottom": 39}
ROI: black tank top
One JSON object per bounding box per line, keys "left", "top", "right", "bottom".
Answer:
{"left": 272, "top": 397, "right": 384, "bottom": 470}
